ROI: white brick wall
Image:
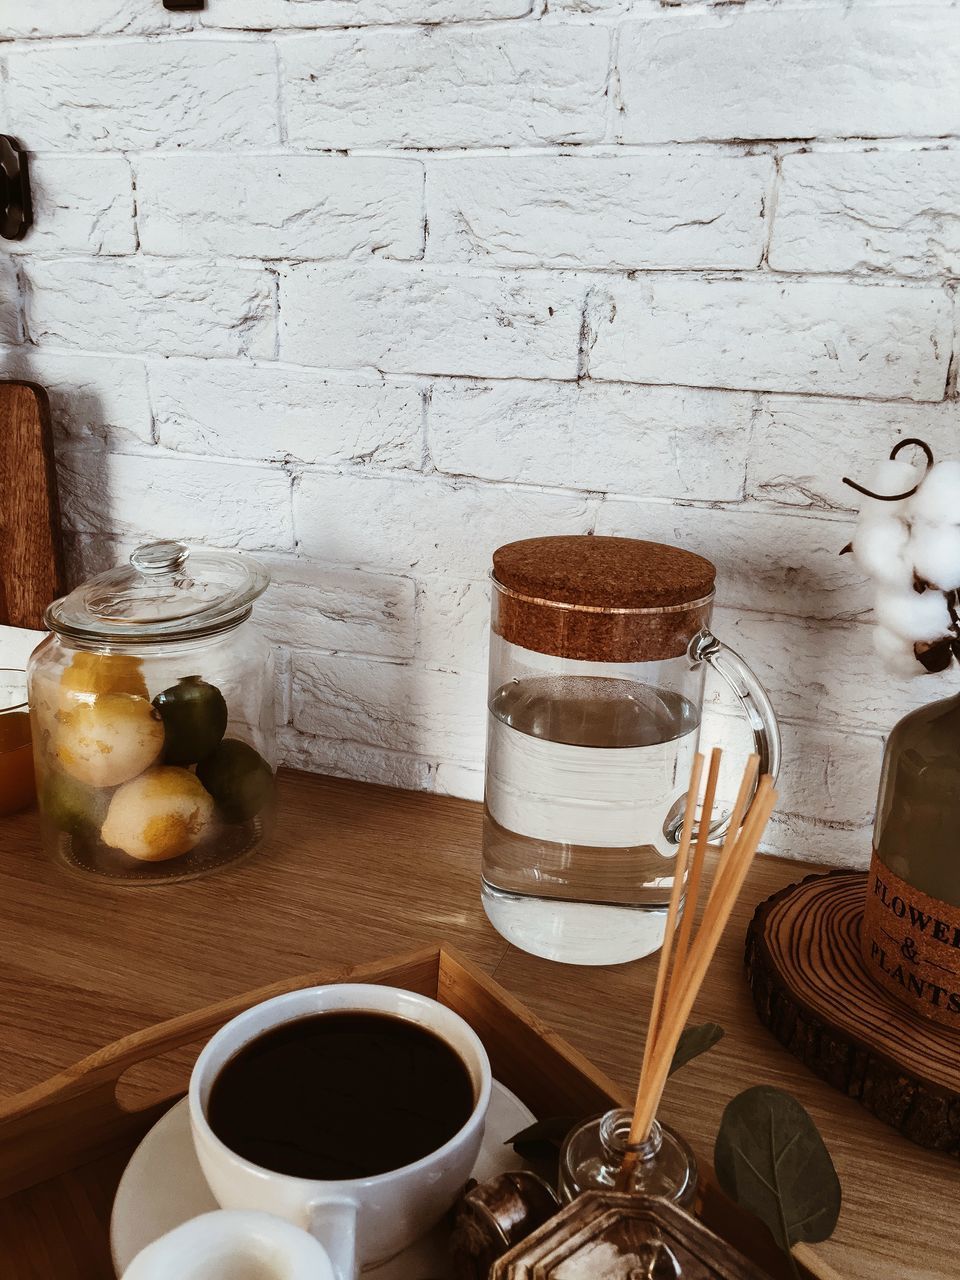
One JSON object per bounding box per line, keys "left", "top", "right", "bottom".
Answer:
{"left": 426, "top": 154, "right": 770, "bottom": 270}
{"left": 282, "top": 28, "right": 611, "bottom": 149}
{"left": 2, "top": 0, "right": 958, "bottom": 868}
{"left": 136, "top": 155, "right": 425, "bottom": 261}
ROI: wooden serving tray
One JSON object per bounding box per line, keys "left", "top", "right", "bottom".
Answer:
{"left": 0, "top": 944, "right": 810, "bottom": 1279}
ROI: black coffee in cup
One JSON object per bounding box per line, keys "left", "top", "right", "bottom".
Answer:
{"left": 207, "top": 1010, "right": 475, "bottom": 1180}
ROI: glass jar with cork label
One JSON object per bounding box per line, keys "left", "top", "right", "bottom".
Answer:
{"left": 481, "top": 536, "right": 781, "bottom": 965}
{"left": 28, "top": 540, "right": 276, "bottom": 883}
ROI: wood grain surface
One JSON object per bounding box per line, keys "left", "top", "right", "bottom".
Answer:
{"left": 0, "top": 381, "right": 64, "bottom": 630}
{"left": 0, "top": 772, "right": 956, "bottom": 1278}
{"left": 746, "top": 870, "right": 960, "bottom": 1154}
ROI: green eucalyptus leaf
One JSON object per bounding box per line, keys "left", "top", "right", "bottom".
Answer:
{"left": 714, "top": 1086, "right": 841, "bottom": 1257}
{"left": 669, "top": 1022, "right": 724, "bottom": 1076}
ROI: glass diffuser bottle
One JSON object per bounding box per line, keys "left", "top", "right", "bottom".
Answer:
{"left": 559, "top": 1108, "right": 698, "bottom": 1207}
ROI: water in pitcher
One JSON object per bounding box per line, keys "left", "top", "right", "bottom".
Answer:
{"left": 481, "top": 674, "right": 700, "bottom": 965}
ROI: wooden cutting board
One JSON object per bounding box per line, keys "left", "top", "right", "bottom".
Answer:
{"left": 0, "top": 380, "right": 64, "bottom": 630}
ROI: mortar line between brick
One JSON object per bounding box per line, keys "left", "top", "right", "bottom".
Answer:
{"left": 28, "top": 250, "right": 952, "bottom": 289}
{"left": 99, "top": 138, "right": 960, "bottom": 161}
{"left": 603, "top": 23, "right": 623, "bottom": 146}
{"left": 7, "top": 0, "right": 960, "bottom": 43}
{"left": 11, "top": 261, "right": 29, "bottom": 345}
{"left": 758, "top": 152, "right": 781, "bottom": 269}
{"left": 274, "top": 39, "right": 288, "bottom": 146}
{"left": 128, "top": 155, "right": 141, "bottom": 254}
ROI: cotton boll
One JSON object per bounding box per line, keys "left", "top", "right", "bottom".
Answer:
{"left": 909, "top": 460, "right": 960, "bottom": 525}
{"left": 874, "top": 587, "right": 952, "bottom": 643}
{"left": 910, "top": 519, "right": 960, "bottom": 591}
{"left": 872, "top": 625, "right": 923, "bottom": 678}
{"left": 852, "top": 517, "right": 913, "bottom": 587}
{"left": 856, "top": 458, "right": 921, "bottom": 522}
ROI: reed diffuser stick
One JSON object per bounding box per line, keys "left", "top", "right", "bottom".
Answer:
{"left": 622, "top": 755, "right": 778, "bottom": 1169}
{"left": 631, "top": 783, "right": 777, "bottom": 1149}
{"left": 638, "top": 752, "right": 703, "bottom": 1078}
{"left": 670, "top": 747, "right": 722, "bottom": 986}
{"left": 706, "top": 753, "right": 760, "bottom": 909}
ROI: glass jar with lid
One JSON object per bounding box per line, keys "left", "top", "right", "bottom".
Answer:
{"left": 28, "top": 540, "right": 276, "bottom": 883}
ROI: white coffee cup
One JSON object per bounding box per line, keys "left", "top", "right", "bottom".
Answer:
{"left": 189, "top": 983, "right": 492, "bottom": 1280}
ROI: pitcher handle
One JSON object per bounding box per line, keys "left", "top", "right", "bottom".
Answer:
{"left": 689, "top": 629, "right": 781, "bottom": 837}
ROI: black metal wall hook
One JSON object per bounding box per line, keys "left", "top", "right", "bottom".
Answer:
{"left": 163, "top": 0, "right": 205, "bottom": 9}
{"left": 0, "top": 136, "right": 32, "bottom": 242}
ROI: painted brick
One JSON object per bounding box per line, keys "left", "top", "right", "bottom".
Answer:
{"left": 709, "top": 606, "right": 933, "bottom": 735}
{"left": 771, "top": 150, "right": 960, "bottom": 277}
{"left": 202, "top": 0, "right": 530, "bottom": 29}
{"left": 618, "top": 9, "right": 960, "bottom": 143}
{"left": 427, "top": 154, "right": 769, "bottom": 270}
{"left": 0, "top": 262, "right": 22, "bottom": 347}
{"left": 57, "top": 450, "right": 294, "bottom": 551}
{"left": 429, "top": 379, "right": 752, "bottom": 502}
{"left": 278, "top": 726, "right": 435, "bottom": 793}
{"left": 255, "top": 556, "right": 416, "bottom": 658}
{"left": 150, "top": 359, "right": 421, "bottom": 467}
{"left": 295, "top": 471, "right": 595, "bottom": 576}
{"left": 24, "top": 259, "right": 276, "bottom": 359}
{"left": 749, "top": 396, "right": 960, "bottom": 513}
{"left": 5, "top": 41, "right": 279, "bottom": 151}
{"left": 416, "top": 578, "right": 490, "bottom": 675}
{"left": 292, "top": 653, "right": 487, "bottom": 761}
{"left": 434, "top": 759, "right": 484, "bottom": 802}
{"left": 281, "top": 264, "right": 582, "bottom": 379}
{"left": 588, "top": 276, "right": 951, "bottom": 400}
{"left": 137, "top": 155, "right": 424, "bottom": 262}
{"left": 765, "top": 812, "right": 871, "bottom": 869}
{"left": 283, "top": 27, "right": 610, "bottom": 150}
{"left": 0, "top": 349, "right": 152, "bottom": 446}
{"left": 0, "top": 0, "right": 194, "bottom": 36}
{"left": 8, "top": 156, "right": 135, "bottom": 256}
{"left": 596, "top": 500, "right": 862, "bottom": 621}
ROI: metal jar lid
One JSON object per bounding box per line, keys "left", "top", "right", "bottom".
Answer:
{"left": 45, "top": 540, "right": 269, "bottom": 645}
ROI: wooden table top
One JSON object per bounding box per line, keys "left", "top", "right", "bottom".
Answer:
{"left": 0, "top": 770, "right": 955, "bottom": 1278}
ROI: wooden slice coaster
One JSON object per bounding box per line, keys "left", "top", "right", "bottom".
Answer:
{"left": 745, "top": 870, "right": 960, "bottom": 1155}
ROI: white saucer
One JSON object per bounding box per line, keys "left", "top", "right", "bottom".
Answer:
{"left": 111, "top": 1080, "right": 536, "bottom": 1278}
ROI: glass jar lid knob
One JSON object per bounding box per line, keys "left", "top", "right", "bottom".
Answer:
{"left": 130, "top": 541, "right": 190, "bottom": 576}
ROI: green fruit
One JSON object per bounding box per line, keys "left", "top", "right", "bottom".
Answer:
{"left": 196, "top": 739, "right": 274, "bottom": 823}
{"left": 153, "top": 676, "right": 228, "bottom": 766}
{"left": 42, "top": 771, "right": 109, "bottom": 838}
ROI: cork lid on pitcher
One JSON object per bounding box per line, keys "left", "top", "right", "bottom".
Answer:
{"left": 491, "top": 536, "right": 716, "bottom": 663}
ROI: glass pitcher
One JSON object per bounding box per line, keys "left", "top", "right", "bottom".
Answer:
{"left": 481, "top": 535, "right": 780, "bottom": 965}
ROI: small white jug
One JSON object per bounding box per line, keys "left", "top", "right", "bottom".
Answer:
{"left": 122, "top": 1209, "right": 336, "bottom": 1280}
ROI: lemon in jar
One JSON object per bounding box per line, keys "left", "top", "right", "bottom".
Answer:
{"left": 153, "top": 676, "right": 228, "bottom": 765}
{"left": 41, "top": 772, "right": 109, "bottom": 839}
{"left": 101, "top": 766, "right": 215, "bottom": 861}
{"left": 60, "top": 652, "right": 149, "bottom": 700}
{"left": 54, "top": 693, "right": 164, "bottom": 788}
{"left": 196, "top": 739, "right": 274, "bottom": 823}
